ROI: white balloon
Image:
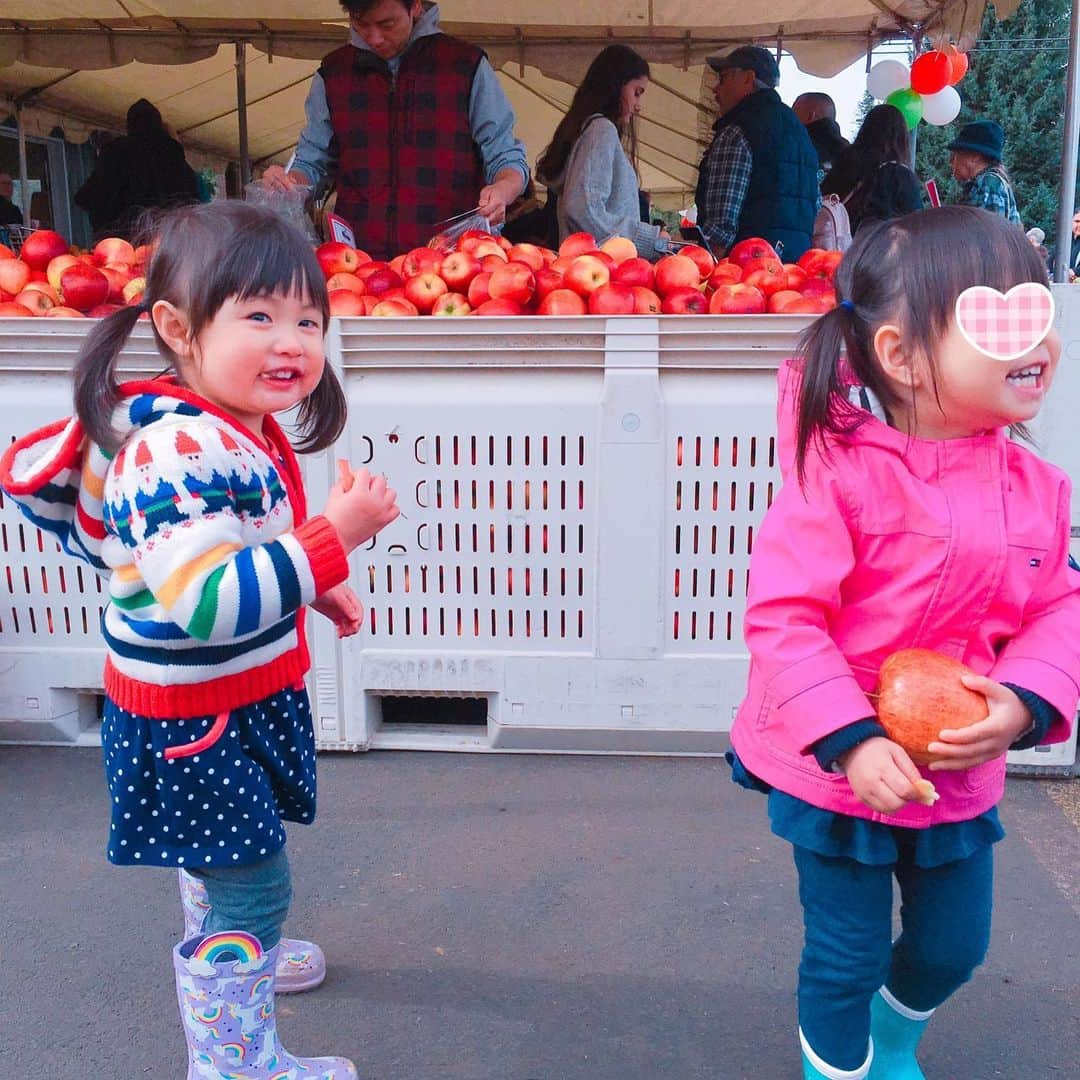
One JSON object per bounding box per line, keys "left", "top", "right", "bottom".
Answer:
{"left": 867, "top": 60, "right": 911, "bottom": 100}
{"left": 921, "top": 85, "right": 962, "bottom": 126}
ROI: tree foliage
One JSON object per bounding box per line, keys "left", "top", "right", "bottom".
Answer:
{"left": 915, "top": 0, "right": 1071, "bottom": 242}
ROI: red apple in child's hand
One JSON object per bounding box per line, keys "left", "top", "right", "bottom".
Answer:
{"left": 874, "top": 649, "right": 988, "bottom": 766}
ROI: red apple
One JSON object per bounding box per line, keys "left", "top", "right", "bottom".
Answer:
{"left": 743, "top": 266, "right": 788, "bottom": 298}
{"left": 533, "top": 267, "right": 565, "bottom": 302}
{"left": 588, "top": 282, "right": 635, "bottom": 315}
{"left": 599, "top": 236, "right": 638, "bottom": 265}
{"left": 123, "top": 277, "right": 146, "bottom": 305}
{"left": 316, "top": 241, "right": 361, "bottom": 278}
{"left": 59, "top": 264, "right": 109, "bottom": 312}
{"left": 19, "top": 280, "right": 60, "bottom": 304}
{"left": 0, "top": 243, "right": 14, "bottom": 260}
{"left": 767, "top": 290, "right": 804, "bottom": 313}
{"left": 92, "top": 237, "right": 136, "bottom": 267}
{"left": 496, "top": 235, "right": 513, "bottom": 252}
{"left": 358, "top": 295, "right": 381, "bottom": 315}
{"left": 47, "top": 254, "right": 80, "bottom": 293}
{"left": 474, "top": 298, "right": 525, "bottom": 316}
{"left": 370, "top": 297, "right": 419, "bottom": 317}
{"left": 481, "top": 253, "right": 507, "bottom": 275}
{"left": 473, "top": 241, "right": 507, "bottom": 262}
{"left": 801, "top": 278, "right": 838, "bottom": 301}
{"left": 86, "top": 303, "right": 125, "bottom": 318}
{"left": 679, "top": 245, "right": 715, "bottom": 279}
{"left": 564, "top": 255, "right": 610, "bottom": 297}
{"left": 558, "top": 232, "right": 597, "bottom": 259}
{"left": 707, "top": 261, "right": 743, "bottom": 289}
{"left": 0, "top": 301, "right": 35, "bottom": 316}
{"left": 329, "top": 289, "right": 367, "bottom": 316}
{"left": 612, "top": 258, "right": 655, "bottom": 289}
{"left": 742, "top": 255, "right": 784, "bottom": 277}
{"left": 507, "top": 243, "right": 546, "bottom": 272}
{"left": 99, "top": 266, "right": 133, "bottom": 303}
{"left": 797, "top": 249, "right": 844, "bottom": 281}
{"left": 631, "top": 286, "right": 662, "bottom": 314}
{"left": 781, "top": 264, "right": 809, "bottom": 291}
{"left": 355, "top": 261, "right": 390, "bottom": 283}
{"left": 431, "top": 292, "right": 472, "bottom": 316}
{"left": 363, "top": 268, "right": 404, "bottom": 297}
{"left": 19, "top": 230, "right": 70, "bottom": 271}
{"left": 728, "top": 237, "right": 779, "bottom": 268}
{"left": 14, "top": 288, "right": 54, "bottom": 315}
{"left": 132, "top": 243, "right": 154, "bottom": 268}
{"left": 44, "top": 306, "right": 86, "bottom": 318}
{"left": 537, "top": 288, "right": 587, "bottom": 316}
{"left": 468, "top": 272, "right": 493, "bottom": 308}
{"left": 662, "top": 287, "right": 710, "bottom": 315}
{"left": 0, "top": 258, "right": 31, "bottom": 297}
{"left": 488, "top": 263, "right": 535, "bottom": 306}
{"left": 325, "top": 272, "right": 365, "bottom": 295}
{"left": 404, "top": 271, "right": 449, "bottom": 314}
{"left": 389, "top": 254, "right": 407, "bottom": 279}
{"left": 654, "top": 255, "right": 701, "bottom": 297}
{"left": 708, "top": 283, "right": 767, "bottom": 315}
{"left": 401, "top": 247, "right": 442, "bottom": 279}
{"left": 585, "top": 249, "right": 617, "bottom": 272}
{"left": 439, "top": 252, "right": 481, "bottom": 291}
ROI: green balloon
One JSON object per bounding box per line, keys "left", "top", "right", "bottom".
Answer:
{"left": 886, "top": 87, "right": 924, "bottom": 129}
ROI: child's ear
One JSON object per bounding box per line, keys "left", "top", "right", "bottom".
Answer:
{"left": 151, "top": 301, "right": 192, "bottom": 359}
{"left": 873, "top": 323, "right": 922, "bottom": 389}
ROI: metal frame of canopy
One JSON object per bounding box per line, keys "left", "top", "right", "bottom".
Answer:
{"left": 3, "top": 5, "right": 1080, "bottom": 281}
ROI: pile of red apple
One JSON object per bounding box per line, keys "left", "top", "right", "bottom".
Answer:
{"left": 319, "top": 232, "right": 841, "bottom": 317}
{"left": 0, "top": 230, "right": 148, "bottom": 317}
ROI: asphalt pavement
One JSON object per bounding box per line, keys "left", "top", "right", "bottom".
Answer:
{"left": 2, "top": 746, "right": 1078, "bottom": 1079}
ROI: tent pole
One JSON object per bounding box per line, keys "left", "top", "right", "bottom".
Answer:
{"left": 1053, "top": 0, "right": 1080, "bottom": 283}
{"left": 235, "top": 42, "right": 250, "bottom": 188}
{"left": 15, "top": 105, "right": 31, "bottom": 227}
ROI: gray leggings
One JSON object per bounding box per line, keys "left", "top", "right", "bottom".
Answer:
{"left": 190, "top": 848, "right": 292, "bottom": 950}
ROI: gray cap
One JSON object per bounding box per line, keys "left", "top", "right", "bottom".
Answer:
{"left": 707, "top": 45, "right": 780, "bottom": 89}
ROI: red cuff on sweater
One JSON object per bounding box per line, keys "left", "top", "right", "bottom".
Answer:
{"left": 293, "top": 515, "right": 349, "bottom": 595}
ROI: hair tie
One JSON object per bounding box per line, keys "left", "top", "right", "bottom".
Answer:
{"left": 838, "top": 299, "right": 854, "bottom": 313}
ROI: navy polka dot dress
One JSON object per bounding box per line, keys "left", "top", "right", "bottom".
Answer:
{"left": 101, "top": 687, "right": 317, "bottom": 868}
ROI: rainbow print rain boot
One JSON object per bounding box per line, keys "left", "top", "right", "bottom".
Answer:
{"left": 180, "top": 869, "right": 326, "bottom": 994}
{"left": 174, "top": 930, "right": 357, "bottom": 1079}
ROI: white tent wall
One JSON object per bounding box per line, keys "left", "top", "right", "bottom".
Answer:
{"left": 0, "top": 3, "right": 1020, "bottom": 212}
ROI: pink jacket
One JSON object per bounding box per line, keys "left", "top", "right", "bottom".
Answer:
{"left": 730, "top": 362, "right": 1080, "bottom": 827}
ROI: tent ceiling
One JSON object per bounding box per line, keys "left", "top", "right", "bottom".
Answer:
{"left": 0, "top": 2, "right": 1019, "bottom": 205}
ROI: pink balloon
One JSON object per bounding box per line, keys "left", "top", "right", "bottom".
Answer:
{"left": 910, "top": 51, "right": 952, "bottom": 96}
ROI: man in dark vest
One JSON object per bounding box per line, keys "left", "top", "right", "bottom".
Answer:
{"left": 262, "top": 0, "right": 528, "bottom": 260}
{"left": 696, "top": 45, "right": 818, "bottom": 261}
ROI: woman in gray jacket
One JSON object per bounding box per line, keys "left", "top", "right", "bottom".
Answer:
{"left": 537, "top": 45, "right": 669, "bottom": 261}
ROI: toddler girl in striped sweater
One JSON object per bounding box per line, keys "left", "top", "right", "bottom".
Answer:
{"left": 0, "top": 201, "right": 396, "bottom": 1078}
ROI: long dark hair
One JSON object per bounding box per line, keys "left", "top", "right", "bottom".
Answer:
{"left": 74, "top": 200, "right": 344, "bottom": 454}
{"left": 793, "top": 206, "right": 1050, "bottom": 482}
{"left": 536, "top": 45, "right": 650, "bottom": 183}
{"left": 822, "top": 104, "right": 911, "bottom": 201}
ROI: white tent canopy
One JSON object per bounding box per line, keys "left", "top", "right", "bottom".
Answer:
{"left": 0, "top": 2, "right": 1020, "bottom": 205}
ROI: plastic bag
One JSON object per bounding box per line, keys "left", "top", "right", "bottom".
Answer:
{"left": 426, "top": 209, "right": 490, "bottom": 253}
{"left": 244, "top": 181, "right": 317, "bottom": 243}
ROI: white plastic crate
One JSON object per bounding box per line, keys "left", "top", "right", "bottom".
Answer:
{"left": 1, "top": 310, "right": 1077, "bottom": 767}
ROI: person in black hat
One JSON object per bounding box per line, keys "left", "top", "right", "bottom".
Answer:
{"left": 695, "top": 45, "right": 819, "bottom": 260}
{"left": 948, "top": 119, "right": 1022, "bottom": 226}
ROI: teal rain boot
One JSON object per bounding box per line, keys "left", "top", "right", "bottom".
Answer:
{"left": 800, "top": 1028, "right": 872, "bottom": 1080}
{"left": 867, "top": 987, "right": 932, "bottom": 1079}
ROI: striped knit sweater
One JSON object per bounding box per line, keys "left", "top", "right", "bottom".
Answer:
{"left": 0, "top": 380, "right": 348, "bottom": 719}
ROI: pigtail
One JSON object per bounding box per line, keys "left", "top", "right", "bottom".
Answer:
{"left": 73, "top": 304, "right": 145, "bottom": 454}
{"left": 793, "top": 302, "right": 865, "bottom": 487}
{"left": 292, "top": 364, "right": 348, "bottom": 454}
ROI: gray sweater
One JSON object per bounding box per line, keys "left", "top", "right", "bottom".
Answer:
{"left": 550, "top": 116, "right": 666, "bottom": 261}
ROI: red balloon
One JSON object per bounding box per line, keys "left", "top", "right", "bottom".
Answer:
{"left": 910, "top": 51, "right": 952, "bottom": 95}
{"left": 944, "top": 44, "right": 969, "bottom": 85}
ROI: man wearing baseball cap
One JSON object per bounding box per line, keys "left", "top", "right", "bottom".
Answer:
{"left": 696, "top": 45, "right": 819, "bottom": 260}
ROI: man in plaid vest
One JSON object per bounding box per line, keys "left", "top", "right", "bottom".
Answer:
{"left": 263, "top": 0, "right": 529, "bottom": 259}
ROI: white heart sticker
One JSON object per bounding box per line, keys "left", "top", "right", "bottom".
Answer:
{"left": 954, "top": 283, "right": 1055, "bottom": 362}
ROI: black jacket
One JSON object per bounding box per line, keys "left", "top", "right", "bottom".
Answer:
{"left": 821, "top": 153, "right": 924, "bottom": 233}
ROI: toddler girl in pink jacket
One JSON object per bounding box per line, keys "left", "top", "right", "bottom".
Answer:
{"left": 729, "top": 206, "right": 1080, "bottom": 1080}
